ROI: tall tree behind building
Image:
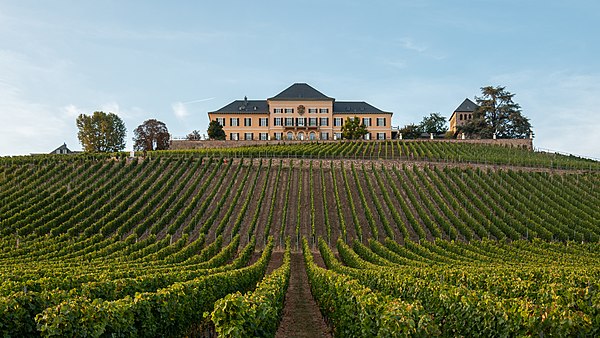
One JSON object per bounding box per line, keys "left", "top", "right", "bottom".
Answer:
{"left": 76, "top": 111, "right": 127, "bottom": 152}
{"left": 461, "top": 86, "right": 532, "bottom": 138}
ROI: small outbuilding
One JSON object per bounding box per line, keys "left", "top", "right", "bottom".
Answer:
{"left": 50, "top": 143, "right": 72, "bottom": 155}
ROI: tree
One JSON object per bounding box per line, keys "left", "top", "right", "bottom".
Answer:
{"left": 76, "top": 111, "right": 126, "bottom": 152}
{"left": 133, "top": 119, "right": 170, "bottom": 151}
{"left": 207, "top": 120, "right": 226, "bottom": 140}
{"left": 419, "top": 113, "right": 448, "bottom": 134}
{"left": 341, "top": 117, "right": 368, "bottom": 140}
{"left": 398, "top": 124, "right": 421, "bottom": 139}
{"left": 461, "top": 86, "right": 532, "bottom": 138}
{"left": 186, "top": 130, "right": 202, "bottom": 141}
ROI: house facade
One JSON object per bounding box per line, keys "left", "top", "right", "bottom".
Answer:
{"left": 208, "top": 83, "right": 393, "bottom": 141}
{"left": 449, "top": 98, "right": 477, "bottom": 134}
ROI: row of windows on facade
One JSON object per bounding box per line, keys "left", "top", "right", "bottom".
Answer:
{"left": 228, "top": 132, "right": 388, "bottom": 141}
{"left": 272, "top": 108, "right": 329, "bottom": 114}
{"left": 459, "top": 114, "right": 473, "bottom": 121}
{"left": 216, "top": 117, "right": 387, "bottom": 128}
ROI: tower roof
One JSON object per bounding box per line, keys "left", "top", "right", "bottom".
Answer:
{"left": 454, "top": 98, "right": 478, "bottom": 112}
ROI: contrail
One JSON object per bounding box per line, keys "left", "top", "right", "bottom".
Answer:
{"left": 181, "top": 97, "right": 215, "bottom": 105}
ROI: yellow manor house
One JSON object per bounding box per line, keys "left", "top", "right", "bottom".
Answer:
{"left": 208, "top": 83, "right": 393, "bottom": 141}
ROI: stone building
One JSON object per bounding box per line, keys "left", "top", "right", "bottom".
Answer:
{"left": 448, "top": 98, "right": 478, "bottom": 134}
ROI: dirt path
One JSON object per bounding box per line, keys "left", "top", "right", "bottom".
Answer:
{"left": 275, "top": 252, "right": 332, "bottom": 338}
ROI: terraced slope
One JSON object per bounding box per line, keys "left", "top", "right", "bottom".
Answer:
{"left": 0, "top": 143, "right": 598, "bottom": 336}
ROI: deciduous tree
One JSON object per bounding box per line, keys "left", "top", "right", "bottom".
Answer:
{"left": 186, "top": 130, "right": 202, "bottom": 141}
{"left": 133, "top": 119, "right": 170, "bottom": 151}
{"left": 341, "top": 117, "right": 368, "bottom": 140}
{"left": 76, "top": 111, "right": 126, "bottom": 152}
{"left": 398, "top": 124, "right": 421, "bottom": 139}
{"left": 419, "top": 113, "right": 448, "bottom": 134}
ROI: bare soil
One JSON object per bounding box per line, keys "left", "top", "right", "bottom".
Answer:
{"left": 275, "top": 252, "right": 332, "bottom": 338}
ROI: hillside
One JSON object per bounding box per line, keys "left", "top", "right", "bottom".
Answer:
{"left": 1, "top": 141, "right": 599, "bottom": 336}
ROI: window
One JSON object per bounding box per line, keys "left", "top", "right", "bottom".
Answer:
{"left": 216, "top": 118, "right": 225, "bottom": 126}
{"left": 362, "top": 118, "right": 371, "bottom": 127}
{"left": 334, "top": 132, "right": 342, "bottom": 140}
{"left": 297, "top": 132, "right": 305, "bottom": 140}
{"left": 319, "top": 108, "right": 328, "bottom": 114}
{"left": 285, "top": 108, "right": 293, "bottom": 114}
{"left": 274, "top": 117, "right": 283, "bottom": 126}
{"left": 376, "top": 117, "right": 386, "bottom": 127}
{"left": 285, "top": 117, "right": 294, "bottom": 126}
{"left": 320, "top": 117, "right": 329, "bottom": 126}
{"left": 259, "top": 118, "right": 268, "bottom": 127}
{"left": 309, "top": 132, "right": 316, "bottom": 140}
{"left": 230, "top": 118, "right": 239, "bottom": 127}
{"left": 364, "top": 133, "right": 371, "bottom": 140}
{"left": 308, "top": 108, "right": 317, "bottom": 114}
{"left": 297, "top": 117, "right": 306, "bottom": 127}
{"left": 230, "top": 133, "right": 239, "bottom": 140}
{"left": 308, "top": 117, "right": 318, "bottom": 126}
{"left": 459, "top": 114, "right": 463, "bottom": 121}
{"left": 244, "top": 133, "right": 253, "bottom": 140}
{"left": 334, "top": 117, "right": 343, "bottom": 127}
{"left": 244, "top": 118, "right": 252, "bottom": 127}
{"left": 286, "top": 132, "right": 294, "bottom": 140}
{"left": 377, "top": 133, "right": 386, "bottom": 140}
{"left": 259, "top": 133, "right": 268, "bottom": 140}
{"left": 274, "top": 132, "right": 283, "bottom": 140}
{"left": 274, "top": 108, "right": 283, "bottom": 114}
{"left": 320, "top": 132, "right": 329, "bottom": 140}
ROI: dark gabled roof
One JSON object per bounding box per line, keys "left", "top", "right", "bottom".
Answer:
{"left": 209, "top": 100, "right": 269, "bottom": 114}
{"left": 449, "top": 98, "right": 478, "bottom": 121}
{"left": 50, "top": 143, "right": 71, "bottom": 154}
{"left": 455, "top": 98, "right": 478, "bottom": 112}
{"left": 333, "top": 101, "right": 392, "bottom": 114}
{"left": 268, "top": 83, "right": 333, "bottom": 101}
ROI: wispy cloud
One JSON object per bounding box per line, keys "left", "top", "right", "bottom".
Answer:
{"left": 490, "top": 70, "right": 600, "bottom": 158}
{"left": 172, "top": 98, "right": 215, "bottom": 119}
{"left": 172, "top": 102, "right": 189, "bottom": 119}
{"left": 398, "top": 37, "right": 427, "bottom": 53}
{"left": 182, "top": 97, "right": 215, "bottom": 104}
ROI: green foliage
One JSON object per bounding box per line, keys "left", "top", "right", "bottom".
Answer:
{"left": 210, "top": 239, "right": 291, "bottom": 337}
{"left": 133, "top": 119, "right": 170, "bottom": 151}
{"left": 186, "top": 129, "right": 202, "bottom": 140}
{"left": 462, "top": 85, "right": 532, "bottom": 139}
{"left": 341, "top": 116, "right": 368, "bottom": 140}
{"left": 398, "top": 124, "right": 421, "bottom": 139}
{"left": 76, "top": 111, "right": 127, "bottom": 152}
{"left": 418, "top": 113, "right": 448, "bottom": 135}
{"left": 208, "top": 120, "right": 226, "bottom": 140}
{"left": 304, "top": 238, "right": 439, "bottom": 337}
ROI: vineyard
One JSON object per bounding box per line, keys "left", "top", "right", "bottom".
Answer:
{"left": 0, "top": 141, "right": 599, "bottom": 336}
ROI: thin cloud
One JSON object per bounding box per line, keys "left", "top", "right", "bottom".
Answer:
{"left": 172, "top": 98, "right": 215, "bottom": 119}
{"left": 399, "top": 38, "right": 427, "bottom": 53}
{"left": 172, "top": 102, "right": 189, "bottom": 119}
{"left": 182, "top": 97, "right": 215, "bottom": 105}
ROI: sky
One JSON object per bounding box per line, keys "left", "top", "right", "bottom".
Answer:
{"left": 0, "top": 0, "right": 599, "bottom": 158}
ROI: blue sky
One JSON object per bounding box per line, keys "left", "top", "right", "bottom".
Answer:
{"left": 1, "top": 0, "right": 599, "bottom": 158}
